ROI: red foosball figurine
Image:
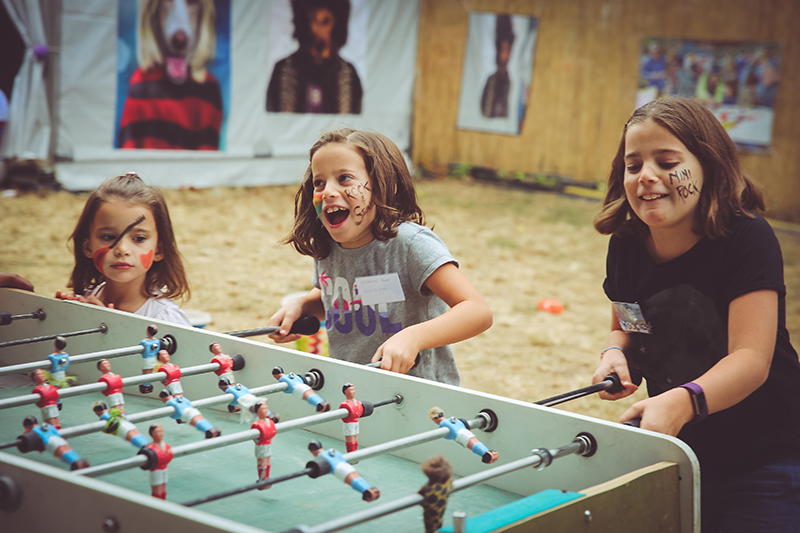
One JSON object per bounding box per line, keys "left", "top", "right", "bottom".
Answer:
{"left": 97, "top": 358, "right": 126, "bottom": 413}
{"left": 156, "top": 350, "right": 183, "bottom": 396}
{"left": 139, "top": 423, "right": 173, "bottom": 499}
{"left": 251, "top": 402, "right": 279, "bottom": 489}
{"left": 339, "top": 383, "right": 373, "bottom": 453}
{"left": 32, "top": 368, "right": 61, "bottom": 429}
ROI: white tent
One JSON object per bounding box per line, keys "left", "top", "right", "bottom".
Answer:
{"left": 3, "top": 0, "right": 420, "bottom": 190}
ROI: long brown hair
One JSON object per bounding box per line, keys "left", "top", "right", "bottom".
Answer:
{"left": 67, "top": 173, "right": 190, "bottom": 302}
{"left": 283, "top": 128, "right": 425, "bottom": 259}
{"left": 594, "top": 97, "right": 764, "bottom": 238}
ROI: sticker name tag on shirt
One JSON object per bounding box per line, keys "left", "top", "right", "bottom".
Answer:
{"left": 612, "top": 301, "right": 652, "bottom": 334}
{"left": 355, "top": 273, "right": 406, "bottom": 306}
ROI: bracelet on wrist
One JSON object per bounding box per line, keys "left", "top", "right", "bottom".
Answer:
{"left": 679, "top": 382, "right": 708, "bottom": 423}
{"left": 600, "top": 346, "right": 624, "bottom": 358}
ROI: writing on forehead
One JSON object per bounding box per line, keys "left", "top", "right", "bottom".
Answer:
{"left": 109, "top": 214, "right": 146, "bottom": 249}
{"left": 668, "top": 168, "right": 692, "bottom": 185}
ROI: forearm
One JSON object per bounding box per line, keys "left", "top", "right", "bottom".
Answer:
{"left": 298, "top": 288, "right": 326, "bottom": 321}
{"left": 403, "top": 299, "right": 492, "bottom": 352}
{"left": 692, "top": 348, "right": 771, "bottom": 415}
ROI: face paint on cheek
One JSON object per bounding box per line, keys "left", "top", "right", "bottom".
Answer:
{"left": 313, "top": 192, "right": 323, "bottom": 218}
{"left": 93, "top": 248, "right": 110, "bottom": 275}
{"left": 140, "top": 249, "right": 154, "bottom": 270}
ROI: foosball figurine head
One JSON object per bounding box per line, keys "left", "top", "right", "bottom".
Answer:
{"left": 147, "top": 324, "right": 158, "bottom": 339}
{"left": 158, "top": 350, "right": 170, "bottom": 364}
{"left": 150, "top": 423, "right": 164, "bottom": 442}
{"left": 308, "top": 439, "right": 323, "bottom": 457}
{"left": 419, "top": 455, "right": 453, "bottom": 533}
{"left": 218, "top": 377, "right": 232, "bottom": 392}
{"left": 272, "top": 366, "right": 285, "bottom": 379}
{"left": 210, "top": 342, "right": 223, "bottom": 356}
{"left": 97, "top": 358, "right": 111, "bottom": 374}
{"left": 23, "top": 415, "right": 38, "bottom": 431}
{"left": 342, "top": 383, "right": 355, "bottom": 400}
{"left": 428, "top": 407, "right": 445, "bottom": 425}
{"left": 54, "top": 336, "right": 67, "bottom": 352}
{"left": 159, "top": 389, "right": 173, "bottom": 403}
{"left": 32, "top": 368, "right": 47, "bottom": 386}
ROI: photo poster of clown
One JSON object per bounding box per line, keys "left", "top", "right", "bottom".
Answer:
{"left": 265, "top": 0, "right": 368, "bottom": 115}
{"left": 114, "top": 0, "right": 232, "bottom": 151}
{"left": 456, "top": 12, "right": 539, "bottom": 136}
{"left": 636, "top": 37, "right": 782, "bottom": 153}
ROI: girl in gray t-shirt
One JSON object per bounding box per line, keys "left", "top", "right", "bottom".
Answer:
{"left": 267, "top": 128, "right": 492, "bottom": 385}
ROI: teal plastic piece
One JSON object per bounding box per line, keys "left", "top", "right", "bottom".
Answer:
{"left": 440, "top": 488, "right": 584, "bottom": 533}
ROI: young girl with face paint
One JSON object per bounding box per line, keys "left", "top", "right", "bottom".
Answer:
{"left": 268, "top": 128, "right": 492, "bottom": 385}
{"left": 56, "top": 173, "right": 191, "bottom": 326}
{"left": 592, "top": 97, "right": 800, "bottom": 530}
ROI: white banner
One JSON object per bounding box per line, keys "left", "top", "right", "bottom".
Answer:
{"left": 55, "top": 0, "right": 420, "bottom": 190}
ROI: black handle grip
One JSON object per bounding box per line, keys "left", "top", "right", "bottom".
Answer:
{"left": 289, "top": 315, "right": 321, "bottom": 336}
{"left": 623, "top": 417, "right": 641, "bottom": 428}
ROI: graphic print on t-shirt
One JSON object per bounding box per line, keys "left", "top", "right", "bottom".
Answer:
{"left": 320, "top": 271, "right": 403, "bottom": 337}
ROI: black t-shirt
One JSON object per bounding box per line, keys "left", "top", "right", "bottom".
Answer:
{"left": 604, "top": 213, "right": 800, "bottom": 479}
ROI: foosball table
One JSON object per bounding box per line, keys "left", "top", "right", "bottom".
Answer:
{"left": 0, "top": 289, "right": 699, "bottom": 532}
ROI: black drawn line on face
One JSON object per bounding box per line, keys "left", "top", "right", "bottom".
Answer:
{"left": 668, "top": 168, "right": 692, "bottom": 185}
{"left": 676, "top": 181, "right": 700, "bottom": 202}
{"left": 345, "top": 182, "right": 372, "bottom": 226}
{"left": 109, "top": 215, "right": 146, "bottom": 250}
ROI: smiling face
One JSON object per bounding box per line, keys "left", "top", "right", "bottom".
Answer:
{"left": 311, "top": 143, "right": 376, "bottom": 249}
{"left": 83, "top": 201, "right": 163, "bottom": 290}
{"left": 623, "top": 119, "right": 704, "bottom": 236}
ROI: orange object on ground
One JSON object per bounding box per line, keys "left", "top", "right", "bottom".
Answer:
{"left": 538, "top": 299, "right": 564, "bottom": 314}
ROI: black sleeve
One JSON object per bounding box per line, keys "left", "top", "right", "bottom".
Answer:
{"left": 722, "top": 214, "right": 786, "bottom": 302}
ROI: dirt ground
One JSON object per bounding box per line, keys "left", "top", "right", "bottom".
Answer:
{"left": 2, "top": 178, "right": 799, "bottom": 423}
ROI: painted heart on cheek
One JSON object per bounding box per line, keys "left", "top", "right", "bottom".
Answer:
{"left": 140, "top": 250, "right": 154, "bottom": 270}
{"left": 93, "top": 248, "right": 110, "bottom": 275}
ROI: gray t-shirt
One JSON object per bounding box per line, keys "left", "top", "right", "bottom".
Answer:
{"left": 313, "top": 222, "right": 460, "bottom": 385}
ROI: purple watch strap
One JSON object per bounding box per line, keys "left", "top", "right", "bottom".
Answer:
{"left": 679, "top": 382, "right": 708, "bottom": 422}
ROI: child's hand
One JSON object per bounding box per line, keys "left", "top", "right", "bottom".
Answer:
{"left": 267, "top": 305, "right": 303, "bottom": 344}
{"left": 371, "top": 329, "right": 420, "bottom": 374}
{"left": 55, "top": 291, "right": 115, "bottom": 309}
{"left": 593, "top": 348, "right": 638, "bottom": 400}
{"left": 619, "top": 388, "right": 695, "bottom": 436}
{"left": 0, "top": 273, "right": 34, "bottom": 291}
{"left": 55, "top": 290, "right": 81, "bottom": 301}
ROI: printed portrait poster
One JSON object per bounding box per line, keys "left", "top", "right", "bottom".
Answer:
{"left": 636, "top": 37, "right": 782, "bottom": 153}
{"left": 457, "top": 12, "right": 539, "bottom": 135}
{"left": 114, "top": 0, "right": 231, "bottom": 151}
{"left": 266, "top": 0, "right": 368, "bottom": 115}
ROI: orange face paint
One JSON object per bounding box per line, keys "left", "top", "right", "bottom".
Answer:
{"left": 140, "top": 250, "right": 154, "bottom": 270}
{"left": 93, "top": 248, "right": 110, "bottom": 275}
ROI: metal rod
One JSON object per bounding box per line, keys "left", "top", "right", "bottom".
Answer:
{"left": 0, "top": 324, "right": 107, "bottom": 349}
{"left": 534, "top": 374, "right": 624, "bottom": 408}
{"left": 0, "top": 362, "right": 220, "bottom": 410}
{"left": 184, "top": 408, "right": 480, "bottom": 508}
{"left": 182, "top": 468, "right": 314, "bottom": 507}
{"left": 0, "top": 382, "right": 293, "bottom": 450}
{"left": 535, "top": 380, "right": 613, "bottom": 407}
{"left": 76, "top": 396, "right": 400, "bottom": 479}
{"left": 0, "top": 308, "right": 45, "bottom": 325}
{"left": 0, "top": 344, "right": 148, "bottom": 377}
{"left": 291, "top": 437, "right": 591, "bottom": 533}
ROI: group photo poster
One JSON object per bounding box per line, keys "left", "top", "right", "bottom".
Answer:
{"left": 457, "top": 12, "right": 539, "bottom": 136}
{"left": 637, "top": 37, "right": 782, "bottom": 153}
